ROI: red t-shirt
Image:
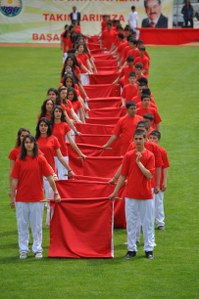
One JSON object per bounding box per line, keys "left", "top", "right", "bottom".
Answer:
{"left": 101, "top": 29, "right": 117, "bottom": 50}
{"left": 126, "top": 48, "right": 140, "bottom": 60}
{"left": 134, "top": 56, "right": 150, "bottom": 73}
{"left": 8, "top": 147, "right": 20, "bottom": 161}
{"left": 62, "top": 37, "right": 73, "bottom": 53}
{"left": 127, "top": 140, "right": 163, "bottom": 187}
{"left": 121, "top": 84, "right": 138, "bottom": 103}
{"left": 113, "top": 114, "right": 142, "bottom": 155}
{"left": 61, "top": 100, "right": 73, "bottom": 116}
{"left": 11, "top": 155, "right": 53, "bottom": 202}
{"left": 136, "top": 106, "right": 162, "bottom": 126}
{"left": 159, "top": 146, "right": 170, "bottom": 190}
{"left": 71, "top": 100, "right": 82, "bottom": 114}
{"left": 120, "top": 65, "right": 135, "bottom": 85}
{"left": 37, "top": 136, "right": 60, "bottom": 171}
{"left": 52, "top": 122, "right": 70, "bottom": 156}
{"left": 121, "top": 149, "right": 155, "bottom": 199}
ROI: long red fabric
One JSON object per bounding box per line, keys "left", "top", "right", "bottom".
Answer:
{"left": 76, "top": 123, "right": 114, "bottom": 135}
{"left": 140, "top": 28, "right": 199, "bottom": 45}
{"left": 89, "top": 72, "right": 118, "bottom": 84}
{"left": 86, "top": 116, "right": 120, "bottom": 125}
{"left": 49, "top": 40, "right": 128, "bottom": 258}
{"left": 83, "top": 84, "right": 120, "bottom": 98}
{"left": 88, "top": 97, "right": 122, "bottom": 109}
{"left": 49, "top": 198, "right": 114, "bottom": 258}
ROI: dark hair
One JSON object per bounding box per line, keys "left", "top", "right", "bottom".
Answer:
{"left": 51, "top": 105, "right": 66, "bottom": 124}
{"left": 127, "top": 55, "right": 134, "bottom": 62}
{"left": 47, "top": 88, "right": 59, "bottom": 98}
{"left": 134, "top": 129, "right": 146, "bottom": 138}
{"left": 141, "top": 94, "right": 150, "bottom": 100}
{"left": 56, "top": 87, "right": 67, "bottom": 105}
{"left": 138, "top": 77, "right": 148, "bottom": 85}
{"left": 144, "top": 0, "right": 161, "bottom": 8}
{"left": 142, "top": 88, "right": 151, "bottom": 96}
{"left": 15, "top": 128, "right": 31, "bottom": 147}
{"left": 35, "top": 118, "right": 52, "bottom": 139}
{"left": 61, "top": 55, "right": 80, "bottom": 78}
{"left": 128, "top": 38, "right": 137, "bottom": 45}
{"left": 131, "top": 6, "right": 136, "bottom": 10}
{"left": 39, "top": 99, "right": 55, "bottom": 119}
{"left": 62, "top": 74, "right": 76, "bottom": 88}
{"left": 20, "top": 134, "right": 38, "bottom": 160}
{"left": 126, "top": 101, "right": 136, "bottom": 109}
{"left": 135, "top": 62, "right": 143, "bottom": 69}
{"left": 150, "top": 130, "right": 161, "bottom": 139}
{"left": 143, "top": 113, "right": 154, "bottom": 121}
{"left": 139, "top": 45, "right": 146, "bottom": 51}
{"left": 128, "top": 71, "right": 136, "bottom": 77}
{"left": 67, "top": 87, "right": 78, "bottom": 102}
{"left": 118, "top": 33, "right": 125, "bottom": 40}
{"left": 136, "top": 121, "right": 149, "bottom": 131}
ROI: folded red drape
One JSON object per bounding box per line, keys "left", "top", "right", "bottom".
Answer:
{"left": 89, "top": 72, "right": 119, "bottom": 84}
{"left": 95, "top": 59, "right": 118, "bottom": 67}
{"left": 88, "top": 97, "right": 122, "bottom": 109}
{"left": 75, "top": 134, "right": 111, "bottom": 146}
{"left": 86, "top": 116, "right": 120, "bottom": 125}
{"left": 54, "top": 179, "right": 126, "bottom": 229}
{"left": 76, "top": 123, "right": 114, "bottom": 135}
{"left": 92, "top": 53, "right": 115, "bottom": 60}
{"left": 88, "top": 107, "right": 125, "bottom": 118}
{"left": 48, "top": 197, "right": 114, "bottom": 258}
{"left": 83, "top": 84, "right": 120, "bottom": 98}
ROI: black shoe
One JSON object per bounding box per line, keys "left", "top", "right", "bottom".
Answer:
{"left": 124, "top": 251, "right": 136, "bottom": 259}
{"left": 157, "top": 226, "right": 165, "bottom": 231}
{"left": 145, "top": 251, "right": 154, "bottom": 259}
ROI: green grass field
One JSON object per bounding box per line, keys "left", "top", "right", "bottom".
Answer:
{"left": 0, "top": 46, "right": 198, "bottom": 299}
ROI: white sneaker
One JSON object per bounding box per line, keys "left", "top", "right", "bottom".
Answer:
{"left": 19, "top": 252, "right": 28, "bottom": 259}
{"left": 35, "top": 252, "right": 43, "bottom": 259}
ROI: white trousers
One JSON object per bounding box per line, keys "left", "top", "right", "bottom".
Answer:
{"left": 80, "top": 73, "right": 90, "bottom": 86}
{"left": 15, "top": 202, "right": 44, "bottom": 254}
{"left": 54, "top": 156, "right": 69, "bottom": 180}
{"left": 155, "top": 191, "right": 165, "bottom": 227}
{"left": 125, "top": 197, "right": 155, "bottom": 252}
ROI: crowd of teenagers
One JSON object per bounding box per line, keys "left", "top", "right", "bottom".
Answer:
{"left": 8, "top": 15, "right": 170, "bottom": 260}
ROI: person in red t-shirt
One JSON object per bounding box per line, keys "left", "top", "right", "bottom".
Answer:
{"left": 51, "top": 105, "right": 86, "bottom": 179}
{"left": 36, "top": 118, "right": 74, "bottom": 226}
{"left": 38, "top": 99, "right": 55, "bottom": 121}
{"left": 149, "top": 130, "right": 170, "bottom": 230}
{"left": 60, "top": 27, "right": 73, "bottom": 63}
{"left": 10, "top": 134, "right": 61, "bottom": 259}
{"left": 113, "top": 56, "right": 135, "bottom": 86}
{"left": 56, "top": 86, "right": 82, "bottom": 132}
{"left": 143, "top": 113, "right": 155, "bottom": 137}
{"left": 137, "top": 94, "right": 161, "bottom": 130}
{"left": 8, "top": 128, "right": 31, "bottom": 198}
{"left": 100, "top": 21, "right": 117, "bottom": 51}
{"left": 135, "top": 62, "right": 147, "bottom": 81}
{"left": 67, "top": 87, "right": 85, "bottom": 123}
{"left": 102, "top": 101, "right": 142, "bottom": 155}
{"left": 121, "top": 72, "right": 138, "bottom": 107}
{"left": 109, "top": 129, "right": 155, "bottom": 259}
{"left": 134, "top": 45, "right": 150, "bottom": 76}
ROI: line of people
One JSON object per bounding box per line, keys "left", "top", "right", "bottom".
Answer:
{"left": 8, "top": 17, "right": 169, "bottom": 260}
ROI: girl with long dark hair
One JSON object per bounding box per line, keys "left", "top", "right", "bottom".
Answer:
{"left": 10, "top": 134, "right": 60, "bottom": 259}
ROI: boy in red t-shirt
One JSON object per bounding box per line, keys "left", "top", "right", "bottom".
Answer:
{"left": 149, "top": 130, "right": 170, "bottom": 230}
{"left": 137, "top": 94, "right": 162, "bottom": 130}
{"left": 121, "top": 72, "right": 138, "bottom": 107}
{"left": 109, "top": 129, "right": 155, "bottom": 259}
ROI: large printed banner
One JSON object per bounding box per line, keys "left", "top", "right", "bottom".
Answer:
{"left": 0, "top": 0, "right": 173, "bottom": 43}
